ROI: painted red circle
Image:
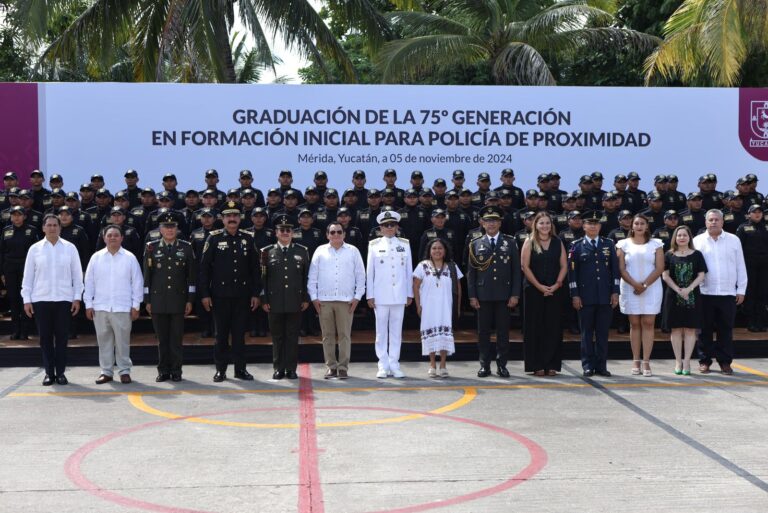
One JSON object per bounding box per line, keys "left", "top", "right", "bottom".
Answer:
{"left": 65, "top": 406, "right": 547, "bottom": 513}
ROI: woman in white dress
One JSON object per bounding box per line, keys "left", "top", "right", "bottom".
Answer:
{"left": 413, "top": 238, "right": 462, "bottom": 378}
{"left": 616, "top": 215, "right": 664, "bottom": 376}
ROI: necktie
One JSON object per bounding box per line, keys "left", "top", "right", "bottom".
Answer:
{"left": 591, "top": 239, "right": 597, "bottom": 250}
{"left": 282, "top": 247, "right": 287, "bottom": 256}
{"left": 490, "top": 237, "right": 496, "bottom": 252}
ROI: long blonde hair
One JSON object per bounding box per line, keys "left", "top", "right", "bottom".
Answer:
{"left": 528, "top": 211, "right": 556, "bottom": 254}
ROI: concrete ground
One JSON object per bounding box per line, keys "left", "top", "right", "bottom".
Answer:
{"left": 1, "top": 359, "right": 767, "bottom": 513}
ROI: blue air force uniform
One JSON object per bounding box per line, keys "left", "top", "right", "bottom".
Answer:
{"left": 567, "top": 227, "right": 620, "bottom": 374}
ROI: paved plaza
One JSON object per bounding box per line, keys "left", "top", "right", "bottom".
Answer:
{"left": 1, "top": 359, "right": 767, "bottom": 513}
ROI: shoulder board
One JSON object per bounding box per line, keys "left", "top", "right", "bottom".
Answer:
{"left": 291, "top": 232, "right": 301, "bottom": 239}
{"left": 470, "top": 231, "right": 483, "bottom": 240}
{"left": 573, "top": 237, "right": 585, "bottom": 245}
{"left": 209, "top": 229, "right": 224, "bottom": 235}
{"left": 294, "top": 243, "right": 308, "bottom": 252}
{"left": 397, "top": 237, "right": 409, "bottom": 243}
{"left": 178, "top": 239, "right": 191, "bottom": 245}
{"left": 261, "top": 244, "right": 276, "bottom": 253}
{"left": 369, "top": 237, "right": 382, "bottom": 245}
{"left": 501, "top": 234, "right": 515, "bottom": 241}
{"left": 237, "top": 229, "right": 252, "bottom": 236}
{"left": 3, "top": 228, "right": 13, "bottom": 237}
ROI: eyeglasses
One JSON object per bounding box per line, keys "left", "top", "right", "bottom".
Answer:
{"left": 277, "top": 227, "right": 292, "bottom": 233}
{"left": 328, "top": 230, "right": 343, "bottom": 235}
{"left": 381, "top": 223, "right": 397, "bottom": 228}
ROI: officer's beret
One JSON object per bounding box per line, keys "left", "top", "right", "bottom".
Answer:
{"left": 352, "top": 170, "right": 365, "bottom": 179}
{"left": 221, "top": 201, "right": 241, "bottom": 215}
{"left": 315, "top": 170, "right": 328, "bottom": 179}
{"left": 664, "top": 210, "right": 679, "bottom": 220}
{"left": 162, "top": 173, "right": 177, "bottom": 181}
{"left": 250, "top": 207, "right": 266, "bottom": 217}
{"left": 124, "top": 169, "right": 138, "bottom": 178}
{"left": 367, "top": 188, "right": 381, "bottom": 198}
{"left": 477, "top": 172, "right": 491, "bottom": 181}
{"left": 279, "top": 169, "right": 292, "bottom": 177}
{"left": 687, "top": 192, "right": 703, "bottom": 200}
{"left": 431, "top": 209, "right": 446, "bottom": 218}
{"left": 479, "top": 205, "right": 503, "bottom": 220}
{"left": 411, "top": 170, "right": 423, "bottom": 179}
{"left": 376, "top": 210, "right": 401, "bottom": 224}
{"left": 30, "top": 170, "right": 44, "bottom": 178}
{"left": 582, "top": 210, "right": 602, "bottom": 223}
{"left": 627, "top": 172, "right": 640, "bottom": 180}
{"left": 537, "top": 173, "right": 550, "bottom": 183}
{"left": 9, "top": 206, "right": 24, "bottom": 214}
{"left": 324, "top": 188, "right": 338, "bottom": 198}
{"left": 500, "top": 168, "right": 514, "bottom": 177}
{"left": 384, "top": 168, "right": 397, "bottom": 177}
{"left": 205, "top": 169, "right": 218, "bottom": 178}
{"left": 4, "top": 172, "right": 17, "bottom": 180}
{"left": 158, "top": 212, "right": 178, "bottom": 225}
{"left": 748, "top": 204, "right": 763, "bottom": 213}
{"left": 240, "top": 169, "right": 253, "bottom": 179}
{"left": 273, "top": 214, "right": 293, "bottom": 228}
{"left": 141, "top": 187, "right": 156, "bottom": 196}
{"left": 579, "top": 175, "right": 593, "bottom": 184}
{"left": 453, "top": 169, "right": 465, "bottom": 178}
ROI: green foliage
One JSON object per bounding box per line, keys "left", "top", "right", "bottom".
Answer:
{"left": 617, "top": 0, "right": 684, "bottom": 36}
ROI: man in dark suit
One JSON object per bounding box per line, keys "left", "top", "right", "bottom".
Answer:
{"left": 199, "top": 201, "right": 261, "bottom": 382}
{"left": 568, "top": 211, "right": 620, "bottom": 377}
{"left": 144, "top": 212, "right": 197, "bottom": 382}
{"left": 466, "top": 206, "right": 521, "bottom": 378}
{"left": 261, "top": 215, "right": 310, "bottom": 380}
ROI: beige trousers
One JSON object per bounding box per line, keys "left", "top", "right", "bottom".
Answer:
{"left": 318, "top": 301, "right": 354, "bottom": 371}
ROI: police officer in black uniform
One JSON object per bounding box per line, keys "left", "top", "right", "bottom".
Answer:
{"left": 613, "top": 174, "right": 638, "bottom": 213}
{"left": 159, "top": 173, "right": 187, "bottom": 210}
{"left": 680, "top": 192, "right": 706, "bottom": 236}
{"left": 199, "top": 201, "right": 261, "bottom": 382}
{"left": 28, "top": 170, "right": 52, "bottom": 213}
{"left": 418, "top": 209, "right": 457, "bottom": 261}
{"left": 625, "top": 172, "right": 647, "bottom": 211}
{"left": 200, "top": 169, "right": 226, "bottom": 207}
{"left": 466, "top": 206, "right": 521, "bottom": 378}
{"left": 237, "top": 169, "right": 266, "bottom": 207}
{"left": 471, "top": 173, "right": 493, "bottom": 208}
{"left": 639, "top": 192, "right": 665, "bottom": 232}
{"left": 699, "top": 173, "right": 723, "bottom": 211}
{"left": 666, "top": 175, "right": 687, "bottom": 212}
{"left": 143, "top": 212, "right": 197, "bottom": 382}
{"left": 737, "top": 204, "right": 768, "bottom": 332}
{"left": 495, "top": 168, "right": 525, "bottom": 210}
{"left": 190, "top": 208, "right": 216, "bottom": 338}
{"left": 1, "top": 207, "right": 38, "bottom": 339}
{"left": 567, "top": 211, "right": 620, "bottom": 377}
{"left": 398, "top": 188, "right": 428, "bottom": 259}
{"left": 382, "top": 169, "right": 405, "bottom": 208}
{"left": 652, "top": 210, "right": 679, "bottom": 251}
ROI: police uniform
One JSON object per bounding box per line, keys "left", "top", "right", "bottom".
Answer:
{"left": 261, "top": 215, "right": 310, "bottom": 379}
{"left": 567, "top": 211, "right": 620, "bottom": 375}
{"left": 190, "top": 216, "right": 216, "bottom": 337}
{"left": 366, "top": 211, "right": 413, "bottom": 378}
{"left": 199, "top": 202, "right": 262, "bottom": 381}
{"left": 143, "top": 213, "right": 197, "bottom": 381}
{"left": 466, "top": 206, "right": 521, "bottom": 377}
{"left": 736, "top": 207, "right": 768, "bottom": 331}
{"left": 0, "top": 212, "right": 38, "bottom": 338}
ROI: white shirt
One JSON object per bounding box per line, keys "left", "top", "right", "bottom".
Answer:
{"left": 307, "top": 242, "right": 366, "bottom": 302}
{"left": 486, "top": 234, "right": 498, "bottom": 246}
{"left": 693, "top": 230, "right": 748, "bottom": 296}
{"left": 83, "top": 247, "right": 144, "bottom": 312}
{"left": 21, "top": 237, "right": 84, "bottom": 303}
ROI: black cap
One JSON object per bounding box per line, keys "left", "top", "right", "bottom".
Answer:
{"left": 141, "top": 187, "right": 156, "bottom": 196}
{"left": 591, "top": 172, "right": 604, "bottom": 180}
{"left": 433, "top": 178, "right": 447, "bottom": 187}
{"left": 420, "top": 188, "right": 434, "bottom": 197}
{"left": 477, "top": 172, "right": 491, "bottom": 181}
{"left": 614, "top": 174, "right": 628, "bottom": 182}
{"left": 579, "top": 175, "right": 593, "bottom": 184}
{"left": 549, "top": 172, "right": 561, "bottom": 180}
{"left": 7, "top": 187, "right": 20, "bottom": 197}
{"left": 17, "top": 189, "right": 30, "bottom": 199}
{"left": 627, "top": 172, "right": 640, "bottom": 180}
{"left": 324, "top": 188, "right": 339, "bottom": 198}
{"left": 283, "top": 189, "right": 298, "bottom": 199}
{"left": 521, "top": 210, "right": 537, "bottom": 221}
{"left": 266, "top": 188, "right": 281, "bottom": 196}
{"left": 664, "top": 210, "right": 679, "bottom": 219}
{"left": 748, "top": 204, "right": 763, "bottom": 213}
{"left": 667, "top": 174, "right": 679, "bottom": 183}
{"left": 80, "top": 183, "right": 93, "bottom": 192}
{"left": 304, "top": 186, "right": 318, "bottom": 195}
{"left": 736, "top": 177, "right": 747, "bottom": 186}
{"left": 500, "top": 168, "right": 514, "bottom": 177}
{"left": 648, "top": 191, "right": 662, "bottom": 201}
{"left": 525, "top": 189, "right": 539, "bottom": 198}
{"left": 687, "top": 192, "right": 703, "bottom": 200}
{"left": 745, "top": 173, "right": 758, "bottom": 182}
{"left": 458, "top": 188, "right": 472, "bottom": 196}
{"left": 498, "top": 189, "right": 512, "bottom": 198}
{"left": 568, "top": 210, "right": 583, "bottom": 220}
{"left": 124, "top": 169, "right": 138, "bottom": 178}
{"left": 202, "top": 188, "right": 217, "bottom": 197}
{"left": 240, "top": 169, "right": 253, "bottom": 179}
{"left": 186, "top": 189, "right": 199, "bottom": 197}
{"left": 4, "top": 172, "right": 17, "bottom": 180}
{"left": 226, "top": 188, "right": 240, "bottom": 197}
{"left": 221, "top": 201, "right": 241, "bottom": 215}
{"left": 602, "top": 191, "right": 617, "bottom": 201}
{"left": 30, "top": 169, "right": 44, "bottom": 178}
{"left": 90, "top": 173, "right": 104, "bottom": 181}
{"left": 453, "top": 169, "right": 465, "bottom": 178}
{"left": 618, "top": 210, "right": 633, "bottom": 219}
{"left": 411, "top": 170, "right": 423, "bottom": 179}
{"left": 50, "top": 188, "right": 64, "bottom": 197}
{"left": 367, "top": 188, "right": 381, "bottom": 198}
{"left": 157, "top": 191, "right": 172, "bottom": 201}
{"left": 654, "top": 174, "right": 668, "bottom": 183}
{"left": 384, "top": 168, "right": 397, "bottom": 177}
{"left": 352, "top": 170, "right": 366, "bottom": 179}
{"left": 382, "top": 188, "right": 396, "bottom": 197}
{"left": 109, "top": 206, "right": 126, "bottom": 216}
{"left": 57, "top": 206, "right": 72, "bottom": 215}
{"left": 205, "top": 169, "right": 219, "bottom": 178}
{"left": 9, "top": 205, "right": 24, "bottom": 214}
{"left": 279, "top": 169, "right": 292, "bottom": 177}
{"left": 337, "top": 207, "right": 351, "bottom": 217}
{"left": 537, "top": 173, "right": 550, "bottom": 183}
{"left": 342, "top": 188, "right": 356, "bottom": 197}
{"left": 479, "top": 205, "right": 503, "bottom": 220}
{"left": 431, "top": 208, "right": 446, "bottom": 218}
{"left": 95, "top": 188, "right": 111, "bottom": 197}
{"left": 582, "top": 210, "right": 602, "bottom": 223}
{"left": 114, "top": 191, "right": 127, "bottom": 200}
{"left": 485, "top": 191, "right": 499, "bottom": 201}
{"left": 162, "top": 173, "right": 177, "bottom": 181}
{"left": 199, "top": 208, "right": 215, "bottom": 218}
{"left": 405, "top": 188, "right": 418, "bottom": 197}
{"left": 65, "top": 192, "right": 79, "bottom": 200}
{"left": 273, "top": 214, "right": 293, "bottom": 227}
{"left": 298, "top": 209, "right": 313, "bottom": 218}
{"left": 314, "top": 170, "right": 328, "bottom": 179}
{"left": 446, "top": 190, "right": 459, "bottom": 198}
{"left": 157, "top": 212, "right": 178, "bottom": 225}
{"left": 707, "top": 173, "right": 718, "bottom": 181}
{"left": 250, "top": 207, "right": 267, "bottom": 217}
{"left": 50, "top": 174, "right": 62, "bottom": 182}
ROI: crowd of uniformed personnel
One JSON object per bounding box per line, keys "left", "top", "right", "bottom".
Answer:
{"left": 1, "top": 166, "right": 767, "bottom": 344}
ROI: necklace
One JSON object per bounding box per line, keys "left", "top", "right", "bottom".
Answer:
{"left": 432, "top": 260, "right": 446, "bottom": 287}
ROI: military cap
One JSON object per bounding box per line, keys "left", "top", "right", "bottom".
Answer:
{"left": 266, "top": 188, "right": 281, "bottom": 196}
{"left": 157, "top": 191, "right": 173, "bottom": 200}
{"left": 90, "top": 173, "right": 104, "bottom": 181}
{"left": 537, "top": 173, "right": 550, "bottom": 183}
{"left": 279, "top": 169, "right": 293, "bottom": 177}
{"left": 748, "top": 204, "right": 763, "bottom": 213}
{"left": 745, "top": 173, "right": 758, "bottom": 182}
{"left": 342, "top": 188, "right": 356, "bottom": 197}
{"left": 30, "top": 170, "right": 44, "bottom": 178}
{"left": 687, "top": 192, "right": 703, "bottom": 200}
{"left": 9, "top": 206, "right": 24, "bottom": 214}
{"left": 273, "top": 214, "right": 293, "bottom": 228}
{"left": 324, "top": 188, "right": 339, "bottom": 197}
{"left": 57, "top": 206, "right": 72, "bottom": 215}
{"left": 376, "top": 210, "right": 401, "bottom": 224}
{"left": 109, "top": 207, "right": 126, "bottom": 216}
{"left": 420, "top": 188, "right": 434, "bottom": 197}
{"left": 65, "top": 192, "right": 79, "bottom": 200}
{"left": 525, "top": 189, "right": 539, "bottom": 198}
{"left": 653, "top": 174, "right": 668, "bottom": 183}
{"left": 140, "top": 187, "right": 156, "bottom": 196}
{"left": 157, "top": 212, "right": 178, "bottom": 225}
{"left": 80, "top": 183, "right": 93, "bottom": 192}
{"left": 591, "top": 172, "right": 604, "bottom": 180}
{"left": 500, "top": 168, "right": 514, "bottom": 177}
{"left": 579, "top": 175, "right": 593, "bottom": 184}
{"left": 647, "top": 191, "right": 662, "bottom": 201}
{"left": 479, "top": 205, "right": 503, "bottom": 220}
{"left": 337, "top": 207, "right": 352, "bottom": 217}
{"left": 477, "top": 172, "right": 491, "bottom": 181}
{"left": 304, "top": 186, "right": 318, "bottom": 195}
{"left": 627, "top": 172, "right": 640, "bottom": 180}
{"left": 549, "top": 172, "right": 561, "bottom": 180}
{"left": 250, "top": 207, "right": 267, "bottom": 217}
{"left": 162, "top": 173, "right": 177, "bottom": 181}
{"left": 201, "top": 188, "right": 217, "bottom": 197}
{"left": 582, "top": 210, "right": 602, "bottom": 223}
{"left": 221, "top": 201, "right": 241, "bottom": 215}
{"left": 411, "top": 170, "right": 423, "bottom": 179}
{"left": 382, "top": 188, "right": 396, "bottom": 197}
{"left": 446, "top": 190, "right": 459, "bottom": 198}
{"left": 367, "top": 188, "right": 381, "bottom": 198}
{"left": 298, "top": 209, "right": 313, "bottom": 218}
{"left": 186, "top": 189, "right": 199, "bottom": 197}
{"left": 124, "top": 169, "right": 138, "bottom": 178}
{"left": 50, "top": 174, "right": 63, "bottom": 182}
{"left": 383, "top": 168, "right": 397, "bottom": 176}
{"left": 614, "top": 174, "right": 628, "bottom": 182}
{"left": 18, "top": 189, "right": 31, "bottom": 198}
{"left": 433, "top": 178, "right": 447, "bottom": 187}
{"left": 664, "top": 210, "right": 679, "bottom": 220}
{"left": 618, "top": 209, "right": 633, "bottom": 219}
{"left": 431, "top": 209, "right": 446, "bottom": 218}
{"left": 602, "top": 191, "right": 617, "bottom": 201}
{"left": 240, "top": 169, "right": 253, "bottom": 179}
{"left": 453, "top": 169, "right": 465, "bottom": 178}
{"left": 568, "top": 210, "right": 583, "bottom": 219}
{"left": 667, "top": 174, "right": 679, "bottom": 182}
{"left": 199, "top": 208, "right": 215, "bottom": 218}
{"left": 352, "top": 170, "right": 366, "bottom": 179}
{"left": 50, "top": 188, "right": 64, "bottom": 197}
{"left": 4, "top": 172, "right": 17, "bottom": 180}
{"left": 405, "top": 188, "right": 419, "bottom": 197}
{"left": 314, "top": 170, "right": 328, "bottom": 179}
{"left": 205, "top": 169, "right": 219, "bottom": 178}
{"left": 114, "top": 191, "right": 127, "bottom": 200}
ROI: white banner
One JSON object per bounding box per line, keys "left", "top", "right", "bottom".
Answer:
{"left": 37, "top": 83, "right": 764, "bottom": 194}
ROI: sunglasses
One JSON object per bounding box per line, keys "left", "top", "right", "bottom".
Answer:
{"left": 277, "top": 227, "right": 292, "bottom": 233}
{"left": 328, "top": 230, "right": 344, "bottom": 235}
{"left": 381, "top": 223, "right": 397, "bottom": 228}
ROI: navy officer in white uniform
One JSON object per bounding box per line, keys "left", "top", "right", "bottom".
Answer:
{"left": 366, "top": 210, "right": 413, "bottom": 378}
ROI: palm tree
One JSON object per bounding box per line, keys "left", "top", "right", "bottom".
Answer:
{"left": 15, "top": 0, "right": 391, "bottom": 83}
{"left": 377, "top": 0, "right": 660, "bottom": 85}
{"left": 644, "top": 0, "right": 768, "bottom": 86}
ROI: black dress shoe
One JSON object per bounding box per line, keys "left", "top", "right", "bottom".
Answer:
{"left": 496, "top": 366, "right": 510, "bottom": 378}
{"left": 171, "top": 373, "right": 182, "bottom": 382}
{"left": 42, "top": 374, "right": 54, "bottom": 386}
{"left": 213, "top": 371, "right": 226, "bottom": 382}
{"left": 272, "top": 370, "right": 285, "bottom": 380}
{"left": 234, "top": 369, "right": 254, "bottom": 381}
{"left": 595, "top": 370, "right": 612, "bottom": 377}
{"left": 477, "top": 367, "right": 491, "bottom": 378}
{"left": 583, "top": 369, "right": 595, "bottom": 377}
{"left": 156, "top": 374, "right": 170, "bottom": 382}
{"left": 249, "top": 329, "right": 258, "bottom": 337}
{"left": 285, "top": 370, "right": 298, "bottom": 379}
{"left": 55, "top": 374, "right": 68, "bottom": 385}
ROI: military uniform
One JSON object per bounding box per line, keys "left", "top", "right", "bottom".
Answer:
{"left": 567, "top": 232, "right": 620, "bottom": 375}
{"left": 143, "top": 235, "right": 197, "bottom": 379}
{"left": 0, "top": 222, "right": 38, "bottom": 338}
{"left": 199, "top": 222, "right": 262, "bottom": 379}
{"left": 260, "top": 239, "right": 310, "bottom": 377}
{"left": 466, "top": 207, "right": 521, "bottom": 377}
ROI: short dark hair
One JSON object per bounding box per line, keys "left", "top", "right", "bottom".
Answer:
{"left": 326, "top": 222, "right": 343, "bottom": 234}
{"left": 42, "top": 214, "right": 61, "bottom": 227}
{"left": 104, "top": 224, "right": 123, "bottom": 237}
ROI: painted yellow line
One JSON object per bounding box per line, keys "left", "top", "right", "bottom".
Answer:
{"left": 732, "top": 363, "right": 768, "bottom": 379}
{"left": 127, "top": 387, "right": 477, "bottom": 429}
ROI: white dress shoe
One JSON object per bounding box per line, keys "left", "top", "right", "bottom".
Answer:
{"left": 391, "top": 368, "right": 405, "bottom": 379}
{"left": 376, "top": 368, "right": 388, "bottom": 379}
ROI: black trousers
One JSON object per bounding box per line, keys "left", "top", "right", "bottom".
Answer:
{"left": 152, "top": 312, "right": 185, "bottom": 374}
{"left": 745, "top": 259, "right": 768, "bottom": 326}
{"left": 4, "top": 266, "right": 28, "bottom": 336}
{"left": 477, "top": 300, "right": 510, "bottom": 368}
{"left": 269, "top": 311, "right": 301, "bottom": 371}
{"left": 34, "top": 301, "right": 71, "bottom": 377}
{"left": 212, "top": 297, "right": 250, "bottom": 372}
{"left": 698, "top": 295, "right": 736, "bottom": 365}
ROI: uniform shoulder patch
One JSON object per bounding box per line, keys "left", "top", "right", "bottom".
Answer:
{"left": 179, "top": 239, "right": 191, "bottom": 245}
{"left": 209, "top": 229, "right": 224, "bottom": 236}
{"left": 470, "top": 231, "right": 483, "bottom": 240}
{"left": 397, "top": 237, "right": 409, "bottom": 243}
{"left": 369, "top": 237, "right": 382, "bottom": 245}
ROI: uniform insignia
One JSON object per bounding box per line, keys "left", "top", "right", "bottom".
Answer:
{"left": 396, "top": 246, "right": 405, "bottom": 252}
{"left": 744, "top": 226, "right": 755, "bottom": 232}
{"left": 602, "top": 248, "right": 611, "bottom": 256}
{"left": 3, "top": 228, "right": 12, "bottom": 238}
{"left": 25, "top": 229, "right": 31, "bottom": 236}
{"left": 293, "top": 254, "right": 303, "bottom": 261}
{"left": 683, "top": 215, "right": 693, "bottom": 222}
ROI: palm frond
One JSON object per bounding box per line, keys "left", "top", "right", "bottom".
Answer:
{"left": 493, "top": 41, "right": 556, "bottom": 84}
{"left": 523, "top": 3, "right": 615, "bottom": 44}
{"left": 385, "top": 11, "right": 471, "bottom": 37}
{"left": 644, "top": 24, "right": 703, "bottom": 84}
{"left": 14, "top": 0, "right": 71, "bottom": 38}
{"left": 236, "top": 0, "right": 276, "bottom": 71}
{"left": 698, "top": 0, "right": 746, "bottom": 85}
{"left": 543, "top": 27, "right": 661, "bottom": 57}
{"left": 443, "top": 0, "right": 504, "bottom": 34}
{"left": 377, "top": 34, "right": 488, "bottom": 83}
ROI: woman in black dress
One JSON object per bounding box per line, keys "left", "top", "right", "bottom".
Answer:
{"left": 661, "top": 225, "right": 707, "bottom": 375}
{"left": 521, "top": 212, "right": 568, "bottom": 376}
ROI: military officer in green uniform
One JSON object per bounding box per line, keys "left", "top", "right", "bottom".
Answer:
{"left": 143, "top": 212, "right": 197, "bottom": 382}
{"left": 261, "top": 215, "right": 310, "bottom": 380}
{"left": 466, "top": 206, "right": 521, "bottom": 377}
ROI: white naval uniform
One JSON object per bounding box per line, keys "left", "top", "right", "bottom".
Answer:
{"left": 366, "top": 235, "right": 413, "bottom": 371}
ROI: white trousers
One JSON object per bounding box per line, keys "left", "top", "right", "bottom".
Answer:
{"left": 374, "top": 304, "right": 405, "bottom": 371}
{"left": 94, "top": 311, "right": 133, "bottom": 376}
